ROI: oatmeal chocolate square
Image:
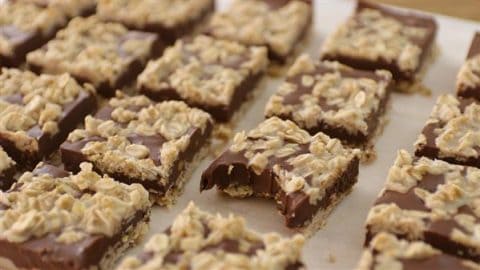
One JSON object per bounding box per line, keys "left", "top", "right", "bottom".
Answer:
{"left": 0, "top": 162, "right": 151, "bottom": 270}
{"left": 321, "top": 1, "right": 437, "bottom": 84}
{"left": 138, "top": 35, "right": 268, "bottom": 122}
{"left": 265, "top": 54, "right": 393, "bottom": 147}
{"left": 414, "top": 94, "right": 480, "bottom": 168}
{"left": 61, "top": 92, "right": 213, "bottom": 206}
{"left": 0, "top": 0, "right": 96, "bottom": 67}
{"left": 97, "top": 0, "right": 214, "bottom": 44}
{"left": 201, "top": 117, "right": 360, "bottom": 230}
{"left": 27, "top": 16, "right": 163, "bottom": 97}
{"left": 0, "top": 68, "right": 96, "bottom": 168}
{"left": 0, "top": 146, "right": 15, "bottom": 191}
{"left": 116, "top": 202, "right": 305, "bottom": 270}
{"left": 456, "top": 32, "right": 480, "bottom": 100}
{"left": 357, "top": 233, "right": 480, "bottom": 270}
{"left": 365, "top": 150, "right": 480, "bottom": 262}
{"left": 204, "top": 0, "right": 312, "bottom": 63}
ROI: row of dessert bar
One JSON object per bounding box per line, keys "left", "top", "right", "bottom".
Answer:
{"left": 355, "top": 34, "right": 480, "bottom": 269}
{"left": 0, "top": 0, "right": 446, "bottom": 269}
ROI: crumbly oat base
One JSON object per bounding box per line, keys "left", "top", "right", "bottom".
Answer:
{"left": 27, "top": 16, "right": 157, "bottom": 87}
{"left": 98, "top": 0, "right": 213, "bottom": 29}
{"left": 321, "top": 8, "right": 428, "bottom": 74}
{"left": 356, "top": 233, "right": 480, "bottom": 270}
{"left": 0, "top": 147, "right": 14, "bottom": 176}
{"left": 116, "top": 202, "right": 305, "bottom": 270}
{"left": 206, "top": 0, "right": 311, "bottom": 60}
{"left": 415, "top": 94, "right": 480, "bottom": 160}
{"left": 0, "top": 68, "right": 95, "bottom": 152}
{"left": 0, "top": 162, "right": 150, "bottom": 244}
{"left": 366, "top": 150, "right": 480, "bottom": 250}
{"left": 67, "top": 92, "right": 212, "bottom": 185}
{"left": 226, "top": 117, "right": 360, "bottom": 205}
{"left": 138, "top": 35, "right": 268, "bottom": 107}
{"left": 265, "top": 54, "right": 392, "bottom": 137}
{"left": 457, "top": 55, "right": 480, "bottom": 96}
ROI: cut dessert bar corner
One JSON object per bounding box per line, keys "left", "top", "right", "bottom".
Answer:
{"left": 26, "top": 16, "right": 163, "bottom": 97}
{"left": 365, "top": 149, "right": 480, "bottom": 262}
{"left": 456, "top": 32, "right": 480, "bottom": 100}
{"left": 201, "top": 117, "right": 360, "bottom": 233}
{"left": 97, "top": 0, "right": 215, "bottom": 44}
{"left": 320, "top": 0, "right": 437, "bottom": 91}
{"left": 357, "top": 232, "right": 480, "bottom": 270}
{"left": 0, "top": 162, "right": 151, "bottom": 270}
{"left": 0, "top": 68, "right": 96, "bottom": 168}
{"left": 116, "top": 202, "right": 305, "bottom": 270}
{"left": 204, "top": 0, "right": 313, "bottom": 63}
{"left": 138, "top": 35, "right": 269, "bottom": 122}
{"left": 265, "top": 54, "right": 393, "bottom": 149}
{"left": 61, "top": 92, "right": 214, "bottom": 206}
{"left": 414, "top": 94, "right": 480, "bottom": 168}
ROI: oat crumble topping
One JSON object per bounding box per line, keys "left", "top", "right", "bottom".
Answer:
{"left": 206, "top": 0, "right": 311, "bottom": 58}
{"left": 265, "top": 54, "right": 392, "bottom": 135}
{"left": 0, "top": 147, "right": 14, "bottom": 174}
{"left": 415, "top": 94, "right": 480, "bottom": 159}
{"left": 457, "top": 55, "right": 480, "bottom": 93}
{"left": 67, "top": 92, "right": 213, "bottom": 182}
{"left": 321, "top": 8, "right": 428, "bottom": 73}
{"left": 98, "top": 0, "right": 213, "bottom": 28}
{"left": 228, "top": 117, "right": 359, "bottom": 204}
{"left": 0, "top": 68, "right": 94, "bottom": 152}
{"left": 27, "top": 16, "right": 157, "bottom": 87}
{"left": 138, "top": 35, "right": 268, "bottom": 106}
{"left": 0, "top": 163, "right": 150, "bottom": 244}
{"left": 117, "top": 202, "right": 305, "bottom": 270}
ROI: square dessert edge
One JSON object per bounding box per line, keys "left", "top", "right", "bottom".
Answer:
{"left": 365, "top": 150, "right": 480, "bottom": 262}
{"left": 116, "top": 202, "right": 305, "bottom": 270}
{"left": 97, "top": 0, "right": 215, "bottom": 44}
{"left": 356, "top": 233, "right": 480, "bottom": 270}
{"left": 0, "top": 0, "right": 96, "bottom": 67}
{"left": 0, "top": 162, "right": 151, "bottom": 270}
{"left": 201, "top": 117, "right": 360, "bottom": 233}
{"left": 456, "top": 32, "right": 480, "bottom": 100}
{"left": 265, "top": 54, "right": 393, "bottom": 149}
{"left": 204, "top": 0, "right": 313, "bottom": 63}
{"left": 138, "top": 35, "right": 269, "bottom": 122}
{"left": 26, "top": 16, "right": 163, "bottom": 97}
{"left": 414, "top": 94, "right": 480, "bottom": 168}
{"left": 321, "top": 0, "right": 437, "bottom": 91}
{"left": 0, "top": 68, "right": 96, "bottom": 169}
{"left": 61, "top": 92, "right": 214, "bottom": 206}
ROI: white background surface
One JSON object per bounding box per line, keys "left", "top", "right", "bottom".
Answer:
{"left": 128, "top": 1, "right": 480, "bottom": 269}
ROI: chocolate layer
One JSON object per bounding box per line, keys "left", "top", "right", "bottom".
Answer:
{"left": 322, "top": 0, "right": 437, "bottom": 82}
{"left": 457, "top": 32, "right": 480, "bottom": 100}
{"left": 0, "top": 165, "right": 15, "bottom": 191}
{"left": 60, "top": 106, "right": 213, "bottom": 197}
{"left": 0, "top": 91, "right": 96, "bottom": 169}
{"left": 201, "top": 147, "right": 359, "bottom": 228}
{"left": 415, "top": 97, "right": 480, "bottom": 168}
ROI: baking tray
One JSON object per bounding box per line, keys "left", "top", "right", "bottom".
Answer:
{"left": 126, "top": 0, "right": 480, "bottom": 269}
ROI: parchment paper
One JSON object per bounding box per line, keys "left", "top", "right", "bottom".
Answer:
{"left": 126, "top": 1, "right": 480, "bottom": 269}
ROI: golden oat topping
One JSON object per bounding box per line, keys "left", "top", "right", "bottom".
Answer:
{"left": 366, "top": 150, "right": 480, "bottom": 248}
{"left": 321, "top": 8, "right": 429, "bottom": 73}
{"left": 0, "top": 163, "right": 150, "bottom": 244}
{"left": 415, "top": 95, "right": 480, "bottom": 159}
{"left": 117, "top": 202, "right": 305, "bottom": 270}
{"left": 67, "top": 93, "right": 213, "bottom": 182}
{"left": 0, "top": 147, "right": 14, "bottom": 174}
{"left": 27, "top": 16, "right": 157, "bottom": 87}
{"left": 206, "top": 0, "right": 311, "bottom": 58}
{"left": 138, "top": 35, "right": 268, "bottom": 107}
{"left": 0, "top": 68, "right": 94, "bottom": 151}
{"left": 356, "top": 233, "right": 480, "bottom": 270}
{"left": 229, "top": 117, "right": 359, "bottom": 204}
{"left": 98, "top": 0, "right": 213, "bottom": 28}
{"left": 265, "top": 54, "right": 392, "bottom": 135}
{"left": 457, "top": 55, "right": 480, "bottom": 93}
